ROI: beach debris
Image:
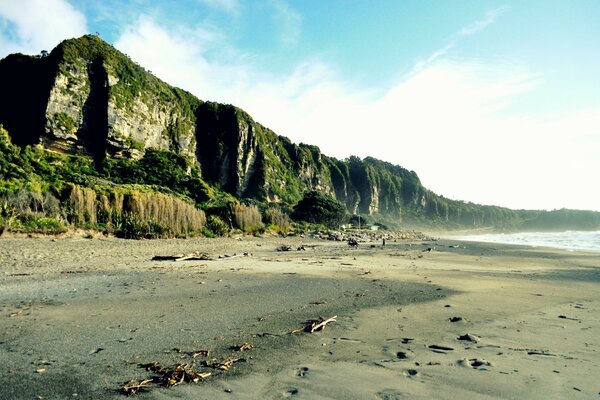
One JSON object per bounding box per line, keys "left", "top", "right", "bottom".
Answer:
{"left": 457, "top": 334, "right": 480, "bottom": 343}
{"left": 231, "top": 342, "right": 253, "bottom": 352}
{"left": 527, "top": 351, "right": 557, "bottom": 356}
{"left": 297, "top": 245, "right": 306, "bottom": 251}
{"left": 35, "top": 368, "right": 46, "bottom": 374}
{"left": 308, "top": 315, "right": 337, "bottom": 333}
{"left": 218, "top": 254, "right": 245, "bottom": 260}
{"left": 9, "top": 310, "right": 24, "bottom": 317}
{"left": 558, "top": 315, "right": 580, "bottom": 321}
{"left": 347, "top": 238, "right": 358, "bottom": 247}
{"left": 292, "top": 315, "right": 337, "bottom": 334}
{"left": 449, "top": 316, "right": 464, "bottom": 322}
{"left": 276, "top": 245, "right": 292, "bottom": 252}
{"left": 121, "top": 378, "right": 154, "bottom": 395}
{"left": 458, "top": 358, "right": 492, "bottom": 369}
{"left": 90, "top": 347, "right": 104, "bottom": 354}
{"left": 400, "top": 338, "right": 414, "bottom": 344}
{"left": 335, "top": 337, "right": 365, "bottom": 343}
{"left": 428, "top": 345, "right": 454, "bottom": 352}
{"left": 157, "top": 364, "right": 212, "bottom": 387}
{"left": 119, "top": 361, "right": 216, "bottom": 395}
{"left": 202, "top": 357, "right": 245, "bottom": 371}
{"left": 422, "top": 247, "right": 433, "bottom": 253}
{"left": 190, "top": 349, "right": 211, "bottom": 358}
{"left": 152, "top": 252, "right": 212, "bottom": 262}
{"left": 152, "top": 252, "right": 248, "bottom": 262}
{"left": 396, "top": 351, "right": 414, "bottom": 360}
{"left": 139, "top": 362, "right": 212, "bottom": 388}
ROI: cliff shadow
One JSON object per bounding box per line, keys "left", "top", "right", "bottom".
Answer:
{"left": 0, "top": 54, "right": 56, "bottom": 146}
{"left": 79, "top": 58, "right": 109, "bottom": 166}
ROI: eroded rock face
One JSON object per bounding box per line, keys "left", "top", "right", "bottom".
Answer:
{"left": 0, "top": 35, "right": 427, "bottom": 221}
{"left": 44, "top": 63, "right": 89, "bottom": 153}
{"left": 196, "top": 103, "right": 260, "bottom": 197}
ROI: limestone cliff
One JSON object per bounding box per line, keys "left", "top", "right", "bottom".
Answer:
{"left": 3, "top": 35, "right": 594, "bottom": 230}
{"left": 0, "top": 35, "right": 200, "bottom": 163}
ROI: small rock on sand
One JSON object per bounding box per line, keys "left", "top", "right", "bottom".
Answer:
{"left": 457, "top": 333, "right": 480, "bottom": 343}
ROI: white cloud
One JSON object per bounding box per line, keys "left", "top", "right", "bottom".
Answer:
{"left": 458, "top": 5, "right": 509, "bottom": 36}
{"left": 416, "top": 5, "right": 509, "bottom": 71}
{"left": 112, "top": 16, "right": 600, "bottom": 212}
{"left": 0, "top": 0, "right": 87, "bottom": 57}
{"left": 197, "top": 0, "right": 240, "bottom": 14}
{"left": 269, "top": 0, "right": 301, "bottom": 47}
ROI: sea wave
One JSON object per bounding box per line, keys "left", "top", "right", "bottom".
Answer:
{"left": 454, "top": 231, "right": 600, "bottom": 253}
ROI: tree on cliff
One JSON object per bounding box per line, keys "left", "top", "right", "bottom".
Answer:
{"left": 291, "top": 190, "right": 348, "bottom": 228}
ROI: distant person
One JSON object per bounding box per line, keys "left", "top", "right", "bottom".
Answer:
{"left": 382, "top": 237, "right": 386, "bottom": 247}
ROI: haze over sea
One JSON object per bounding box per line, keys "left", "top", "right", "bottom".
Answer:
{"left": 456, "top": 231, "right": 600, "bottom": 253}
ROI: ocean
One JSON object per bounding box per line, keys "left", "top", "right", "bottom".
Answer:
{"left": 454, "top": 230, "right": 600, "bottom": 253}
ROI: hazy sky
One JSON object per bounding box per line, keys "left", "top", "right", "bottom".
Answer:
{"left": 1, "top": 0, "right": 599, "bottom": 211}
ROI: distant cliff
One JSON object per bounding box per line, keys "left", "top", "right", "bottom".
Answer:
{"left": 1, "top": 35, "right": 598, "bottom": 231}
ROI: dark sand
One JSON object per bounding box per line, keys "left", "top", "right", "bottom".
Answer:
{"left": 0, "top": 235, "right": 598, "bottom": 399}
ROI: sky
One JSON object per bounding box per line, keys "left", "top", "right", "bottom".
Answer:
{"left": 1, "top": 0, "right": 599, "bottom": 211}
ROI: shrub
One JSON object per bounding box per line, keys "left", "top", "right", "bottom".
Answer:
{"left": 206, "top": 215, "right": 229, "bottom": 236}
{"left": 292, "top": 190, "right": 348, "bottom": 228}
{"left": 263, "top": 207, "right": 291, "bottom": 233}
{"left": 230, "top": 203, "right": 263, "bottom": 232}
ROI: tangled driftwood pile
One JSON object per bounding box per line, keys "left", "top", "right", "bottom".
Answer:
{"left": 120, "top": 315, "right": 338, "bottom": 395}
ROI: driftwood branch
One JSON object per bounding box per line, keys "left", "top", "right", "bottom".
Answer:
{"left": 121, "top": 378, "right": 154, "bottom": 395}
{"left": 152, "top": 252, "right": 212, "bottom": 262}
{"left": 309, "top": 315, "right": 337, "bottom": 332}
{"left": 292, "top": 315, "right": 338, "bottom": 334}
{"left": 152, "top": 252, "right": 250, "bottom": 262}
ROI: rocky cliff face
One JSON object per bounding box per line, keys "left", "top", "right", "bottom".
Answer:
{"left": 0, "top": 35, "right": 539, "bottom": 229}
{"left": 0, "top": 36, "right": 201, "bottom": 163}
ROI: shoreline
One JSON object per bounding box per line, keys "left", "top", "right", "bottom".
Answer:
{"left": 1, "top": 236, "right": 598, "bottom": 399}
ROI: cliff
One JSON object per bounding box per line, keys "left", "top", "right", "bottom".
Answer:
{"left": 1, "top": 35, "right": 598, "bottom": 231}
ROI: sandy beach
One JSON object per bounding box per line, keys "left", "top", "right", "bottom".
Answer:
{"left": 0, "top": 234, "right": 598, "bottom": 399}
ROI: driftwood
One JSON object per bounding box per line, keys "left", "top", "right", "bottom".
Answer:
{"left": 292, "top": 315, "right": 337, "bottom": 334}
{"left": 231, "top": 342, "right": 253, "bottom": 352}
{"left": 139, "top": 362, "right": 212, "bottom": 388}
{"left": 158, "top": 364, "right": 211, "bottom": 387}
{"left": 152, "top": 252, "right": 212, "bottom": 262}
{"left": 217, "top": 254, "right": 244, "bottom": 260}
{"left": 202, "top": 357, "right": 244, "bottom": 371}
{"left": 190, "top": 349, "right": 211, "bottom": 358}
{"left": 121, "top": 378, "right": 154, "bottom": 395}
{"left": 152, "top": 252, "right": 250, "bottom": 262}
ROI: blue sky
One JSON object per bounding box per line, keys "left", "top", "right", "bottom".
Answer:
{"left": 1, "top": 0, "right": 599, "bottom": 211}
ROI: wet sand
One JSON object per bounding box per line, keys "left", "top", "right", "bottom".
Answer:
{"left": 0, "top": 235, "right": 598, "bottom": 399}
